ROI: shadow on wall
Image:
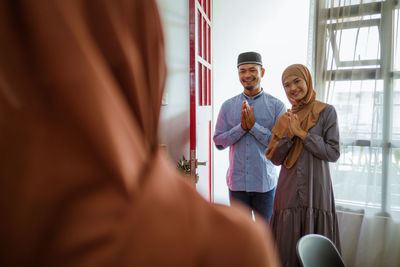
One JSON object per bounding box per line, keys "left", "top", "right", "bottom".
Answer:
{"left": 159, "top": 111, "right": 190, "bottom": 163}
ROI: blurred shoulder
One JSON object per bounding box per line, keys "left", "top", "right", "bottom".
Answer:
{"left": 140, "top": 152, "right": 281, "bottom": 266}
{"left": 205, "top": 203, "right": 281, "bottom": 266}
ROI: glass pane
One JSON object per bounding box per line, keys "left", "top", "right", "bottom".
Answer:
{"left": 329, "top": 80, "right": 383, "bottom": 142}
{"left": 394, "top": 9, "right": 400, "bottom": 71}
{"left": 328, "top": 0, "right": 383, "bottom": 8}
{"left": 335, "top": 27, "right": 380, "bottom": 63}
{"left": 390, "top": 148, "right": 400, "bottom": 220}
{"left": 394, "top": 79, "right": 400, "bottom": 142}
{"left": 332, "top": 146, "right": 382, "bottom": 212}
{"left": 326, "top": 32, "right": 337, "bottom": 71}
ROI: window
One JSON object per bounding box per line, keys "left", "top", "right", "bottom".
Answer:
{"left": 313, "top": 0, "right": 400, "bottom": 219}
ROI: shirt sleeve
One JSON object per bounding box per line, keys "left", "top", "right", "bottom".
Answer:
{"left": 248, "top": 122, "right": 271, "bottom": 147}
{"left": 213, "top": 103, "right": 247, "bottom": 150}
{"left": 303, "top": 105, "right": 340, "bottom": 162}
{"left": 249, "top": 100, "right": 286, "bottom": 147}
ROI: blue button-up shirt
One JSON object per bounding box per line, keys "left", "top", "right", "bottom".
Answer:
{"left": 214, "top": 90, "right": 286, "bottom": 192}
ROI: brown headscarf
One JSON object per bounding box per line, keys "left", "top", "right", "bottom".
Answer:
{"left": 266, "top": 64, "right": 327, "bottom": 168}
{"left": 0, "top": 1, "right": 280, "bottom": 266}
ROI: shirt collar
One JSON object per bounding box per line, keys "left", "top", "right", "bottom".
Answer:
{"left": 242, "top": 88, "right": 264, "bottom": 100}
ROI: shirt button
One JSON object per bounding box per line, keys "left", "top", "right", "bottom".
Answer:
{"left": 246, "top": 157, "right": 248, "bottom": 160}
{"left": 246, "top": 144, "right": 248, "bottom": 146}
{"left": 246, "top": 172, "right": 248, "bottom": 174}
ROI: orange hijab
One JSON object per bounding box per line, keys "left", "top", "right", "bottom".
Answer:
{"left": 266, "top": 64, "right": 326, "bottom": 168}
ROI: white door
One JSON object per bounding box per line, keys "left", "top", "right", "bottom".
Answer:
{"left": 189, "top": 0, "right": 213, "bottom": 201}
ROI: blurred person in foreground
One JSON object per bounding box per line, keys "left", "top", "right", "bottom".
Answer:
{"left": 0, "top": 0, "right": 280, "bottom": 266}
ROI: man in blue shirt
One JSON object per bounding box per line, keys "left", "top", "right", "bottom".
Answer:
{"left": 214, "top": 52, "right": 286, "bottom": 223}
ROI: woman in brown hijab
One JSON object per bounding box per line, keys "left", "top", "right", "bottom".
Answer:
{"left": 266, "top": 64, "right": 341, "bottom": 267}
{"left": 0, "top": 0, "right": 280, "bottom": 266}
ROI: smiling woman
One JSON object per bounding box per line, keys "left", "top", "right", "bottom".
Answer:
{"left": 267, "top": 64, "right": 341, "bottom": 267}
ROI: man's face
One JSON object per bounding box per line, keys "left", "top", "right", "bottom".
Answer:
{"left": 238, "top": 64, "right": 265, "bottom": 91}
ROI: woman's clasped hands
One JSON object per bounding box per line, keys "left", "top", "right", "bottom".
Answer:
{"left": 286, "top": 109, "right": 307, "bottom": 140}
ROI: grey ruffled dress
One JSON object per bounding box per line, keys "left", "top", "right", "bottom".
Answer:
{"left": 269, "top": 104, "right": 341, "bottom": 267}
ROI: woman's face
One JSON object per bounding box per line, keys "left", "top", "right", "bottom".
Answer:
{"left": 283, "top": 75, "right": 308, "bottom": 103}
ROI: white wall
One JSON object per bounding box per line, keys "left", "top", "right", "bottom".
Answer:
{"left": 157, "top": 0, "right": 191, "bottom": 163}
{"left": 213, "top": 0, "right": 311, "bottom": 205}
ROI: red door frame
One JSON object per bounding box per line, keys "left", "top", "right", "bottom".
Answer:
{"left": 189, "top": 0, "right": 213, "bottom": 202}
{"left": 189, "top": 0, "right": 197, "bottom": 181}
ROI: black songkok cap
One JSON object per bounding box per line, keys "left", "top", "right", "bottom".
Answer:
{"left": 237, "top": 52, "right": 262, "bottom": 68}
